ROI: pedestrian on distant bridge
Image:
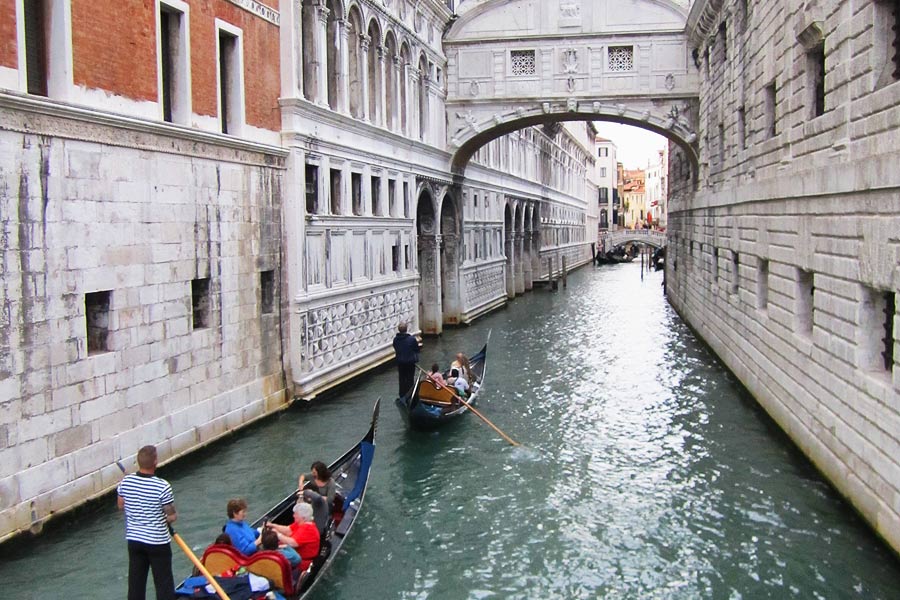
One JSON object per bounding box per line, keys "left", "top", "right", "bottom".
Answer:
{"left": 393, "top": 322, "right": 420, "bottom": 397}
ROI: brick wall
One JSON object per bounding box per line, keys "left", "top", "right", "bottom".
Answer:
{"left": 0, "top": 0, "right": 15, "bottom": 69}
{"left": 672, "top": 0, "right": 900, "bottom": 554}
{"left": 67, "top": 0, "right": 280, "bottom": 131}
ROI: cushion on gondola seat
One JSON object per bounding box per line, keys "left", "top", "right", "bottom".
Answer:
{"left": 200, "top": 544, "right": 297, "bottom": 596}
{"left": 417, "top": 380, "right": 455, "bottom": 406}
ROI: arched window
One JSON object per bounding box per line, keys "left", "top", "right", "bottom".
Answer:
{"left": 347, "top": 6, "right": 363, "bottom": 119}
{"left": 399, "top": 43, "right": 410, "bottom": 135}
{"left": 325, "top": 0, "right": 341, "bottom": 111}
{"left": 385, "top": 33, "right": 397, "bottom": 131}
{"left": 302, "top": 0, "right": 316, "bottom": 101}
{"left": 367, "top": 20, "right": 381, "bottom": 125}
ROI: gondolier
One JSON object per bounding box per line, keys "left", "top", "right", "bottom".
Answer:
{"left": 393, "top": 322, "right": 420, "bottom": 396}
{"left": 117, "top": 444, "right": 177, "bottom": 600}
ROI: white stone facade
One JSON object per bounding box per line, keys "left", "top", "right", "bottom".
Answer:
{"left": 595, "top": 137, "right": 618, "bottom": 230}
{"left": 670, "top": 0, "right": 900, "bottom": 553}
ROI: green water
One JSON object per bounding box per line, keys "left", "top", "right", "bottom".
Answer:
{"left": 2, "top": 263, "right": 899, "bottom": 599}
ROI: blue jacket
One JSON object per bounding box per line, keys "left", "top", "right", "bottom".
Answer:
{"left": 224, "top": 519, "right": 259, "bottom": 555}
{"left": 393, "top": 333, "right": 419, "bottom": 365}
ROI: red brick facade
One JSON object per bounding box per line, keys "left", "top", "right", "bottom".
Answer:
{"left": 8, "top": 0, "right": 280, "bottom": 132}
{"left": 1, "top": 0, "right": 17, "bottom": 69}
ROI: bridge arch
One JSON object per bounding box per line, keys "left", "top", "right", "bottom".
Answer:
{"left": 444, "top": 0, "right": 700, "bottom": 174}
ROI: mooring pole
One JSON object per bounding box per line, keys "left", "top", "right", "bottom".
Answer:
{"left": 562, "top": 255, "right": 567, "bottom": 288}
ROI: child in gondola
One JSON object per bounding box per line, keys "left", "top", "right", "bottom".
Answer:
{"left": 428, "top": 363, "right": 447, "bottom": 387}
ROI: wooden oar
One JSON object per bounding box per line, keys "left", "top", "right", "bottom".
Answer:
{"left": 115, "top": 461, "right": 232, "bottom": 600}
{"left": 416, "top": 365, "right": 521, "bottom": 447}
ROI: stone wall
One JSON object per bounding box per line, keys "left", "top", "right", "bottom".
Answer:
{"left": 0, "top": 96, "right": 288, "bottom": 542}
{"left": 671, "top": 0, "right": 900, "bottom": 553}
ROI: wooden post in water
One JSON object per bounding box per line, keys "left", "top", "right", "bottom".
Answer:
{"left": 562, "top": 256, "right": 567, "bottom": 288}
{"left": 641, "top": 244, "right": 644, "bottom": 280}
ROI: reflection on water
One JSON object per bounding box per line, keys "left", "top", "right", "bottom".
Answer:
{"left": 2, "top": 263, "right": 899, "bottom": 599}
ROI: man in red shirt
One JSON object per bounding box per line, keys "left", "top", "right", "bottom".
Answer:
{"left": 268, "top": 502, "right": 320, "bottom": 571}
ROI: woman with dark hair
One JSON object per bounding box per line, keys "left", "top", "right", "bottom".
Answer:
{"left": 299, "top": 461, "right": 337, "bottom": 534}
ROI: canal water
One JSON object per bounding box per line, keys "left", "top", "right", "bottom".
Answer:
{"left": 3, "top": 262, "right": 900, "bottom": 599}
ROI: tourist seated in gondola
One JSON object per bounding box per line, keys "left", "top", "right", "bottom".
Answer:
{"left": 213, "top": 532, "right": 233, "bottom": 546}
{"left": 452, "top": 373, "right": 469, "bottom": 398}
{"left": 267, "top": 503, "right": 320, "bottom": 572}
{"left": 428, "top": 363, "right": 447, "bottom": 387}
{"left": 449, "top": 353, "right": 474, "bottom": 385}
{"left": 259, "top": 527, "right": 301, "bottom": 568}
{"left": 299, "top": 461, "right": 335, "bottom": 534}
{"left": 223, "top": 498, "right": 261, "bottom": 555}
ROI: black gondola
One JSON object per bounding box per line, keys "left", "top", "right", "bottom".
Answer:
{"left": 395, "top": 332, "right": 490, "bottom": 431}
{"left": 176, "top": 399, "right": 380, "bottom": 600}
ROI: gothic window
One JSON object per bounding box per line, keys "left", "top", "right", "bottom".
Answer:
{"left": 511, "top": 50, "right": 536, "bottom": 76}
{"left": 608, "top": 46, "right": 634, "bottom": 72}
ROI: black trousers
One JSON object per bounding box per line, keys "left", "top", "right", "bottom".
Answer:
{"left": 127, "top": 540, "right": 175, "bottom": 600}
{"left": 398, "top": 362, "right": 416, "bottom": 396}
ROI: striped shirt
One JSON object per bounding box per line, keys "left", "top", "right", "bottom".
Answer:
{"left": 117, "top": 472, "right": 174, "bottom": 545}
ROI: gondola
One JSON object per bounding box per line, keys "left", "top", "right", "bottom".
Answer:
{"left": 175, "top": 399, "right": 380, "bottom": 600}
{"left": 395, "top": 331, "right": 490, "bottom": 431}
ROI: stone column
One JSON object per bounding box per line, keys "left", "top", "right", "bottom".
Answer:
{"left": 531, "top": 229, "right": 542, "bottom": 280}
{"left": 409, "top": 68, "right": 420, "bottom": 140}
{"left": 392, "top": 56, "right": 402, "bottom": 132}
{"left": 418, "top": 235, "right": 442, "bottom": 335}
{"left": 377, "top": 45, "right": 387, "bottom": 128}
{"left": 523, "top": 229, "right": 534, "bottom": 291}
{"left": 314, "top": 6, "right": 330, "bottom": 106}
{"left": 337, "top": 19, "right": 350, "bottom": 114}
{"left": 505, "top": 234, "right": 515, "bottom": 299}
{"left": 441, "top": 233, "right": 461, "bottom": 325}
{"left": 515, "top": 232, "right": 525, "bottom": 295}
{"left": 359, "top": 35, "right": 371, "bottom": 122}
{"left": 421, "top": 71, "right": 431, "bottom": 143}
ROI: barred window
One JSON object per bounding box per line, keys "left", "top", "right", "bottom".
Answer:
{"left": 511, "top": 50, "right": 536, "bottom": 76}
{"left": 608, "top": 46, "right": 634, "bottom": 71}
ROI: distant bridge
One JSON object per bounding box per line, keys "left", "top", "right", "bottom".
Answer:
{"left": 599, "top": 229, "right": 667, "bottom": 252}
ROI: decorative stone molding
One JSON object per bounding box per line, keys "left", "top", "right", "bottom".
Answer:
{"left": 686, "top": 0, "right": 725, "bottom": 47}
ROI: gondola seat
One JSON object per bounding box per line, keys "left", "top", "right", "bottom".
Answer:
{"left": 200, "top": 544, "right": 299, "bottom": 596}
{"left": 417, "top": 380, "right": 455, "bottom": 406}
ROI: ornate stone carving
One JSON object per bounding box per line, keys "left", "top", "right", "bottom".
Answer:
{"left": 542, "top": 102, "right": 552, "bottom": 114}
{"left": 665, "top": 73, "right": 676, "bottom": 90}
{"left": 563, "top": 49, "right": 578, "bottom": 74}
{"left": 560, "top": 0, "right": 581, "bottom": 19}
{"left": 567, "top": 98, "right": 578, "bottom": 112}
{"left": 469, "top": 80, "right": 480, "bottom": 97}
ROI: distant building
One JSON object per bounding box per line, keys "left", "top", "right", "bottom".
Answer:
{"left": 622, "top": 169, "right": 646, "bottom": 228}
{"left": 594, "top": 136, "right": 618, "bottom": 231}
{"left": 645, "top": 148, "right": 669, "bottom": 229}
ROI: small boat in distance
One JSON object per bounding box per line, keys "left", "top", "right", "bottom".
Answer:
{"left": 395, "top": 332, "right": 490, "bottom": 431}
{"left": 178, "top": 399, "right": 380, "bottom": 600}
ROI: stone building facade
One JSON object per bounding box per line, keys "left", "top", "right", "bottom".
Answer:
{"left": 669, "top": 0, "right": 900, "bottom": 552}
{"left": 0, "top": 0, "right": 597, "bottom": 541}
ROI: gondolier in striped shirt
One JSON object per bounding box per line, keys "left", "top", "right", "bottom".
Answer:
{"left": 117, "top": 445, "right": 178, "bottom": 600}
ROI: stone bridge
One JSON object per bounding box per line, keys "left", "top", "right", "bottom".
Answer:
{"left": 444, "top": 0, "right": 700, "bottom": 173}
{"left": 600, "top": 229, "right": 667, "bottom": 251}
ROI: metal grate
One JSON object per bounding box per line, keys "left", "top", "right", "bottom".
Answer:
{"left": 883, "top": 292, "right": 896, "bottom": 371}
{"left": 511, "top": 50, "right": 536, "bottom": 76}
{"left": 608, "top": 46, "right": 634, "bottom": 71}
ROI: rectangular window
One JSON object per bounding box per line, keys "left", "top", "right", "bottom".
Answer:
{"left": 352, "top": 172, "right": 363, "bottom": 215}
{"left": 388, "top": 180, "right": 397, "bottom": 217}
{"left": 796, "top": 269, "right": 814, "bottom": 337}
{"left": 713, "top": 247, "right": 720, "bottom": 284}
{"left": 159, "top": 2, "right": 189, "bottom": 124}
{"left": 765, "top": 81, "right": 777, "bottom": 138}
{"left": 718, "top": 123, "right": 726, "bottom": 168}
{"left": 404, "top": 244, "right": 410, "bottom": 269}
{"left": 474, "top": 193, "right": 479, "bottom": 208}
{"left": 260, "top": 270, "right": 274, "bottom": 314}
{"left": 600, "top": 167, "right": 607, "bottom": 178}
{"left": 608, "top": 46, "right": 634, "bottom": 71}
{"left": 598, "top": 147, "right": 608, "bottom": 157}
{"left": 718, "top": 21, "right": 728, "bottom": 61}
{"left": 738, "top": 106, "right": 747, "bottom": 149}
{"left": 808, "top": 43, "right": 826, "bottom": 118}
{"left": 510, "top": 50, "right": 536, "bottom": 76}
{"left": 757, "top": 258, "right": 769, "bottom": 310}
{"left": 192, "top": 278, "right": 211, "bottom": 329}
{"left": 391, "top": 243, "right": 400, "bottom": 272}
{"left": 599, "top": 188, "right": 609, "bottom": 202}
{"left": 23, "top": 0, "right": 49, "bottom": 96}
{"left": 731, "top": 251, "right": 740, "bottom": 295}
{"left": 371, "top": 176, "right": 382, "bottom": 216}
{"left": 330, "top": 168, "right": 342, "bottom": 215}
{"left": 85, "top": 290, "right": 111, "bottom": 355}
{"left": 217, "top": 25, "right": 242, "bottom": 135}
{"left": 305, "top": 164, "right": 319, "bottom": 215}
{"left": 403, "top": 181, "right": 410, "bottom": 218}
{"left": 861, "top": 287, "right": 895, "bottom": 372}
